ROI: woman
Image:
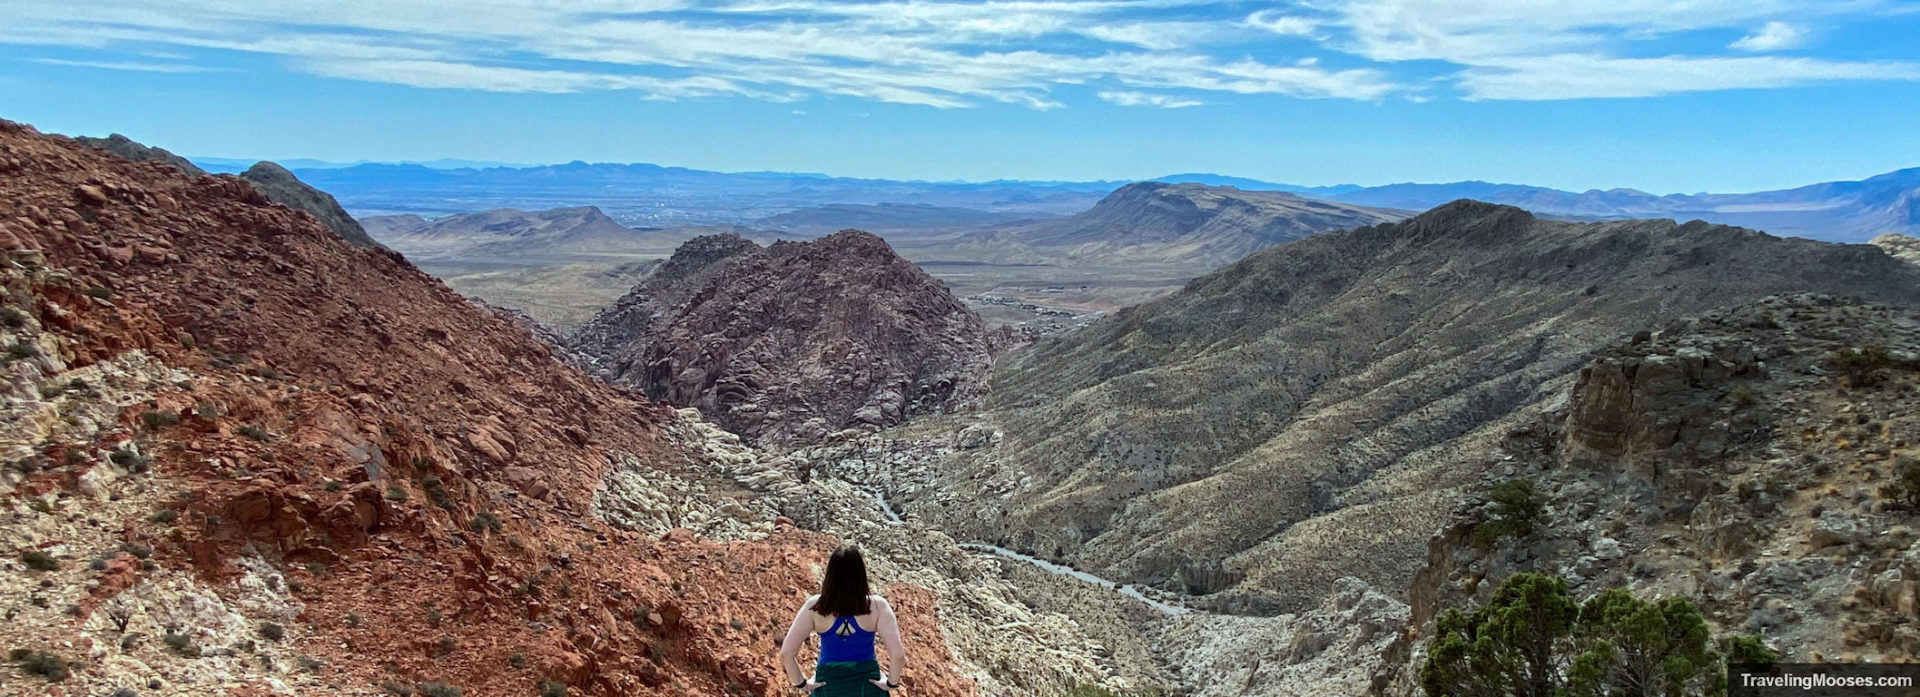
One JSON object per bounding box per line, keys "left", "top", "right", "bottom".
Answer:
{"left": 778, "top": 545, "right": 906, "bottom": 694}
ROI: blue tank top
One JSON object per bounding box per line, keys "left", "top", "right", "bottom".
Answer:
{"left": 817, "top": 614, "right": 877, "bottom": 664}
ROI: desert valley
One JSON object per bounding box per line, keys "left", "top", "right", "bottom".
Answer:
{"left": 5, "top": 2, "right": 1920, "bottom": 695}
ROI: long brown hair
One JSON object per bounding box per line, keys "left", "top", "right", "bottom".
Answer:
{"left": 813, "top": 545, "right": 872, "bottom": 617}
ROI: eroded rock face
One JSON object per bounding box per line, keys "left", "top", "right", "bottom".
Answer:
{"left": 0, "top": 119, "right": 987, "bottom": 697}
{"left": 238, "top": 161, "right": 384, "bottom": 249}
{"left": 574, "top": 230, "right": 993, "bottom": 446}
{"left": 1374, "top": 294, "right": 1920, "bottom": 695}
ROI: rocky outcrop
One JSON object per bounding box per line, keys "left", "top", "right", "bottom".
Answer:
{"left": 886, "top": 200, "right": 1920, "bottom": 616}
{"left": 238, "top": 161, "right": 383, "bottom": 248}
{"left": 0, "top": 119, "right": 990, "bottom": 697}
{"left": 1876, "top": 232, "right": 1920, "bottom": 267}
{"left": 74, "top": 134, "right": 206, "bottom": 176}
{"left": 1373, "top": 294, "right": 1920, "bottom": 694}
{"left": 573, "top": 230, "right": 993, "bottom": 445}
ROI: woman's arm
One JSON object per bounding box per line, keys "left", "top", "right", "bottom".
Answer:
{"left": 873, "top": 597, "right": 906, "bottom": 686}
{"left": 778, "top": 596, "right": 820, "bottom": 688}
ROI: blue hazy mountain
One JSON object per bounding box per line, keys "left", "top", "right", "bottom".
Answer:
{"left": 180, "top": 153, "right": 1916, "bottom": 242}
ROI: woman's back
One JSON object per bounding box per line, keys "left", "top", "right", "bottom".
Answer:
{"left": 815, "top": 601, "right": 878, "bottom": 664}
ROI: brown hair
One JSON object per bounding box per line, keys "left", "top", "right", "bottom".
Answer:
{"left": 813, "top": 545, "right": 872, "bottom": 617}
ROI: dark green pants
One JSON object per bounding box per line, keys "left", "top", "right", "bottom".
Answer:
{"left": 814, "top": 660, "right": 884, "bottom": 697}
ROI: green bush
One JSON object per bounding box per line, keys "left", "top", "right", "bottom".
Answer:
{"left": 142, "top": 410, "right": 180, "bottom": 430}
{"left": 1421, "top": 574, "right": 1724, "bottom": 697}
{"left": 387, "top": 484, "right": 409, "bottom": 502}
{"left": 20, "top": 550, "right": 58, "bottom": 571}
{"left": 1883, "top": 455, "right": 1920, "bottom": 509}
{"left": 163, "top": 633, "right": 200, "bottom": 657}
{"left": 1473, "top": 478, "right": 1546, "bottom": 547}
{"left": 238, "top": 425, "right": 270, "bottom": 441}
{"left": 18, "top": 649, "right": 70, "bottom": 681}
{"left": 469, "top": 511, "right": 504, "bottom": 534}
{"left": 1829, "top": 344, "right": 1893, "bottom": 387}
{"left": 539, "top": 679, "right": 569, "bottom": 697}
{"left": 5, "top": 341, "right": 38, "bottom": 362}
{"left": 1725, "top": 635, "right": 1779, "bottom": 668}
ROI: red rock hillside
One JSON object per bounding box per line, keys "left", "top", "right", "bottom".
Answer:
{"left": 0, "top": 120, "right": 978, "bottom": 696}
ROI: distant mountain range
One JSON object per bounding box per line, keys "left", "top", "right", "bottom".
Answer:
{"left": 188, "top": 153, "right": 1917, "bottom": 243}
{"left": 981, "top": 182, "right": 1406, "bottom": 267}
{"left": 1157, "top": 169, "right": 1920, "bottom": 243}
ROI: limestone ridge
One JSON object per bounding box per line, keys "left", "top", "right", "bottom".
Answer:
{"left": 1370, "top": 294, "right": 1920, "bottom": 693}
{"left": 238, "top": 161, "right": 384, "bottom": 249}
{"left": 1875, "top": 232, "right": 1920, "bottom": 267}
{"left": 900, "top": 200, "right": 1920, "bottom": 616}
{"left": 361, "top": 205, "right": 656, "bottom": 258}
{"left": 573, "top": 229, "right": 993, "bottom": 445}
{"left": 1001, "top": 181, "right": 1406, "bottom": 266}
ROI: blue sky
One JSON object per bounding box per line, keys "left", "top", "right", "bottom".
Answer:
{"left": 2, "top": 0, "right": 1918, "bottom": 193}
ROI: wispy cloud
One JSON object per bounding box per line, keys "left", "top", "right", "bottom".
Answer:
{"left": 1098, "top": 90, "right": 1203, "bottom": 107}
{"left": 1459, "top": 53, "right": 1920, "bottom": 100}
{"left": 1731, "top": 21, "right": 1808, "bottom": 51}
{"left": 0, "top": 0, "right": 1914, "bottom": 105}
{"left": 30, "top": 57, "right": 217, "bottom": 72}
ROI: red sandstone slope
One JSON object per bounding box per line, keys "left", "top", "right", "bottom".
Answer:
{"left": 0, "top": 121, "right": 976, "bottom": 697}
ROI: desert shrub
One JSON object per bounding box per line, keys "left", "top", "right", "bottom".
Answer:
{"left": 387, "top": 484, "right": 409, "bottom": 502}
{"left": 1473, "top": 478, "right": 1546, "bottom": 547}
{"left": 258, "top": 622, "right": 285, "bottom": 641}
{"left": 417, "top": 682, "right": 463, "bottom": 697}
{"left": 85, "top": 286, "right": 113, "bottom": 299}
{"left": 421, "top": 476, "right": 454, "bottom": 510}
{"left": 18, "top": 649, "right": 70, "bottom": 681}
{"left": 1421, "top": 574, "right": 1722, "bottom": 697}
{"left": 437, "top": 635, "right": 456, "bottom": 654}
{"left": 5, "top": 341, "right": 38, "bottom": 362}
{"left": 1727, "top": 384, "right": 1759, "bottom": 408}
{"left": 0, "top": 307, "right": 27, "bottom": 327}
{"left": 383, "top": 681, "right": 416, "bottom": 696}
{"left": 1829, "top": 343, "right": 1893, "bottom": 387}
{"left": 149, "top": 508, "right": 180, "bottom": 524}
{"left": 111, "top": 447, "right": 151, "bottom": 473}
{"left": 163, "top": 633, "right": 200, "bottom": 657}
{"left": 238, "top": 425, "right": 270, "bottom": 441}
{"left": 298, "top": 656, "right": 324, "bottom": 673}
{"left": 509, "top": 653, "right": 528, "bottom": 669}
{"left": 539, "top": 679, "right": 569, "bottom": 697}
{"left": 469, "top": 511, "right": 503, "bottom": 534}
{"left": 20, "top": 550, "right": 58, "bottom": 571}
{"left": 1882, "top": 455, "right": 1920, "bottom": 509}
{"left": 1725, "top": 635, "right": 1779, "bottom": 668}
{"left": 141, "top": 410, "right": 180, "bottom": 430}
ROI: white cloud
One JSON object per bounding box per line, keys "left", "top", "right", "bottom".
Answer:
{"left": 1245, "top": 10, "right": 1318, "bottom": 37}
{"left": 0, "top": 0, "right": 1912, "bottom": 105}
{"left": 1098, "top": 90, "right": 1203, "bottom": 107}
{"left": 1458, "top": 53, "right": 1920, "bottom": 100}
{"left": 0, "top": 0, "right": 1394, "bottom": 107}
{"left": 30, "top": 57, "right": 217, "bottom": 72}
{"left": 1731, "top": 21, "right": 1808, "bottom": 51}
